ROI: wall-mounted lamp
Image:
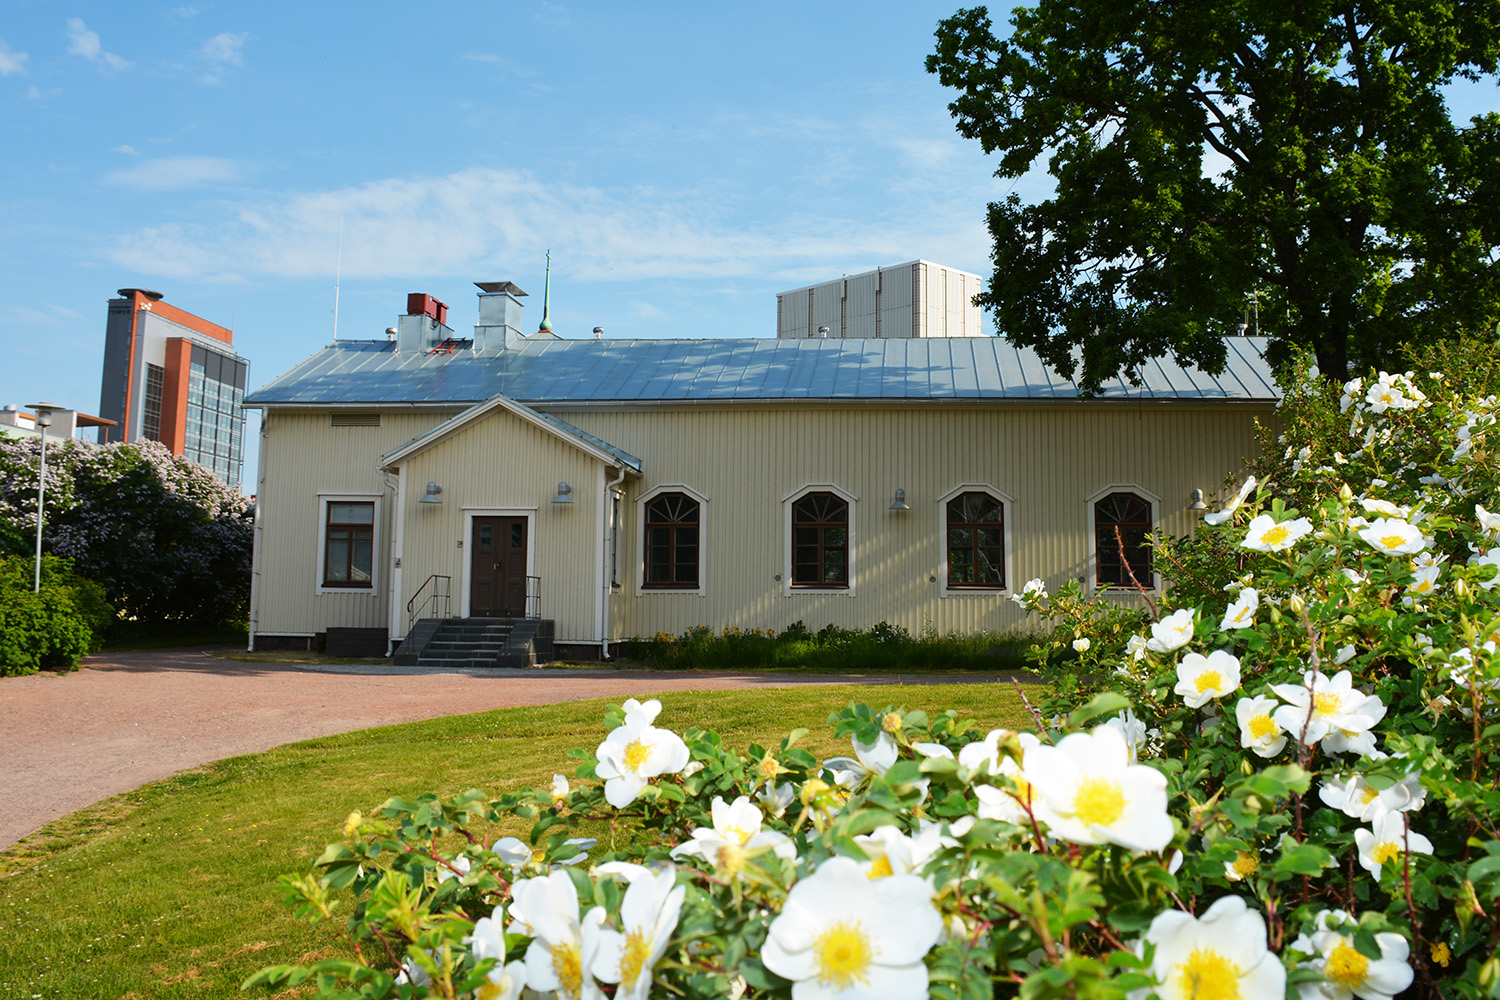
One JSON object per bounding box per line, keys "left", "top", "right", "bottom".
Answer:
{"left": 889, "top": 488, "right": 910, "bottom": 511}
{"left": 419, "top": 481, "right": 443, "bottom": 504}
{"left": 552, "top": 481, "right": 574, "bottom": 504}
{"left": 1188, "top": 488, "right": 1207, "bottom": 511}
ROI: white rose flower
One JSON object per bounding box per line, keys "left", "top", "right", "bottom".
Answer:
{"left": 1293, "top": 910, "right": 1413, "bottom": 1000}
{"left": 1357, "top": 517, "right": 1427, "bottom": 556}
{"left": 1219, "top": 587, "right": 1259, "bottom": 631}
{"left": 594, "top": 706, "right": 691, "bottom": 809}
{"left": 1355, "top": 812, "right": 1434, "bottom": 879}
{"left": 1021, "top": 725, "right": 1173, "bottom": 852}
{"left": 1174, "top": 650, "right": 1242, "bottom": 708}
{"left": 1203, "top": 475, "right": 1257, "bottom": 526}
{"left": 1133, "top": 895, "right": 1285, "bottom": 1000}
{"left": 1072, "top": 637, "right": 1091, "bottom": 653}
{"left": 521, "top": 871, "right": 609, "bottom": 1000}
{"left": 468, "top": 904, "right": 527, "bottom": 1000}
{"left": 1235, "top": 695, "right": 1288, "bottom": 758}
{"left": 1145, "top": 608, "right": 1196, "bottom": 654}
{"left": 1271, "top": 670, "right": 1386, "bottom": 747}
{"left": 1319, "top": 767, "right": 1425, "bottom": 823}
{"left": 670, "top": 795, "right": 796, "bottom": 877}
{"left": 761, "top": 856, "right": 942, "bottom": 1000}
{"left": 591, "top": 868, "right": 685, "bottom": 1000}
{"left": 1242, "top": 514, "right": 1314, "bottom": 552}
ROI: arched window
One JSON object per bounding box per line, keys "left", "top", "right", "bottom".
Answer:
{"left": 947, "top": 492, "right": 1005, "bottom": 588}
{"left": 643, "top": 492, "right": 699, "bottom": 588}
{"left": 792, "top": 491, "right": 849, "bottom": 588}
{"left": 1094, "top": 491, "right": 1153, "bottom": 587}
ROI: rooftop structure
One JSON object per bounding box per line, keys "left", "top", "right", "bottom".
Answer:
{"left": 775, "top": 260, "right": 984, "bottom": 341}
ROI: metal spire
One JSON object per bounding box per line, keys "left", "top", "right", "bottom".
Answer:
{"left": 539, "top": 249, "right": 553, "bottom": 333}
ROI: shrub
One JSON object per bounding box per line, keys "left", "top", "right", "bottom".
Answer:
{"left": 0, "top": 554, "right": 112, "bottom": 675}
{"left": 249, "top": 353, "right": 1500, "bottom": 999}
{"left": 0, "top": 438, "right": 252, "bottom": 625}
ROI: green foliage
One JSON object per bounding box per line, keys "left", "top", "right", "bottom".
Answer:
{"left": 622, "top": 620, "right": 1031, "bottom": 672}
{"left": 0, "top": 437, "right": 252, "bottom": 625}
{"left": 249, "top": 352, "right": 1500, "bottom": 999}
{"left": 927, "top": 3, "right": 1500, "bottom": 389}
{"left": 0, "top": 554, "right": 111, "bottom": 675}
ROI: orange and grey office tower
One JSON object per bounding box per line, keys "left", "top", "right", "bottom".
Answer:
{"left": 97, "top": 288, "right": 250, "bottom": 487}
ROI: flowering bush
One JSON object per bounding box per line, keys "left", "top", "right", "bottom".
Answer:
{"left": 249, "top": 354, "right": 1499, "bottom": 999}
{"left": 0, "top": 437, "right": 251, "bottom": 624}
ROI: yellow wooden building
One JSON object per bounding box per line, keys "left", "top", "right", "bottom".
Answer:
{"left": 244, "top": 287, "right": 1278, "bottom": 662}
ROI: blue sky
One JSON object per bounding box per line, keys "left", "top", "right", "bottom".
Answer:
{"left": 2, "top": 0, "right": 1026, "bottom": 490}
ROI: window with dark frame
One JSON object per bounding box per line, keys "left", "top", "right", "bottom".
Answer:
{"left": 1094, "top": 491, "right": 1153, "bottom": 588}
{"left": 323, "top": 501, "right": 374, "bottom": 588}
{"left": 643, "top": 493, "right": 699, "bottom": 589}
{"left": 791, "top": 491, "right": 849, "bottom": 588}
{"left": 946, "top": 492, "right": 1005, "bottom": 588}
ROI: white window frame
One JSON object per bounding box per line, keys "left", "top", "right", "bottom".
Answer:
{"left": 782, "top": 482, "right": 858, "bottom": 597}
{"left": 1084, "top": 483, "right": 1162, "bottom": 594}
{"left": 937, "top": 482, "right": 1014, "bottom": 598}
{"left": 635, "top": 484, "right": 708, "bottom": 597}
{"left": 316, "top": 493, "right": 382, "bottom": 596}
{"left": 459, "top": 507, "right": 538, "bottom": 618}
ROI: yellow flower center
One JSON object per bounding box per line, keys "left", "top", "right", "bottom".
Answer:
{"left": 1195, "top": 670, "right": 1224, "bottom": 693}
{"left": 715, "top": 841, "right": 745, "bottom": 876}
{"left": 623, "top": 739, "right": 652, "bottom": 773}
{"left": 882, "top": 712, "right": 903, "bottom": 733}
{"left": 1324, "top": 941, "right": 1369, "bottom": 988}
{"left": 1073, "top": 777, "right": 1125, "bottom": 827}
{"left": 720, "top": 824, "right": 752, "bottom": 846}
{"left": 1430, "top": 941, "right": 1451, "bottom": 967}
{"left": 1260, "top": 525, "right": 1289, "bottom": 546}
{"left": 618, "top": 926, "right": 652, "bottom": 985}
{"left": 1359, "top": 787, "right": 1380, "bottom": 804}
{"left": 1370, "top": 841, "right": 1401, "bottom": 866}
{"left": 1232, "top": 851, "right": 1259, "bottom": 877}
{"left": 551, "top": 942, "right": 584, "bottom": 999}
{"left": 757, "top": 756, "right": 785, "bottom": 781}
{"left": 867, "top": 855, "right": 894, "bottom": 879}
{"left": 1313, "top": 691, "right": 1343, "bottom": 717}
{"left": 1231, "top": 607, "right": 1250, "bottom": 624}
{"left": 1174, "top": 948, "right": 1243, "bottom": 1000}
{"left": 1380, "top": 534, "right": 1406, "bottom": 550}
{"left": 813, "top": 920, "right": 875, "bottom": 989}
{"left": 1248, "top": 714, "right": 1278, "bottom": 740}
{"left": 530, "top": 848, "right": 547, "bottom": 865}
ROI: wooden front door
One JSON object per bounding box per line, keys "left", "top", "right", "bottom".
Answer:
{"left": 470, "top": 516, "right": 529, "bottom": 617}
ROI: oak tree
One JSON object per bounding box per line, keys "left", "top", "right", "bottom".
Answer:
{"left": 928, "top": 3, "right": 1500, "bottom": 391}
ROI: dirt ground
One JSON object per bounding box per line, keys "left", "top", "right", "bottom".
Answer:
{"left": 0, "top": 648, "right": 1016, "bottom": 851}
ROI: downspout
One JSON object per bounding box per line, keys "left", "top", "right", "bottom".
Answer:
{"left": 385, "top": 464, "right": 405, "bottom": 656}
{"left": 600, "top": 462, "right": 627, "bottom": 660}
{"left": 246, "top": 417, "right": 269, "bottom": 652}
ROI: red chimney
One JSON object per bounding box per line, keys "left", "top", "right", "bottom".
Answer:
{"left": 405, "top": 293, "right": 448, "bottom": 325}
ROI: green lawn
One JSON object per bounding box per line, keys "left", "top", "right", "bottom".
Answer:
{"left": 0, "top": 683, "right": 1030, "bottom": 1000}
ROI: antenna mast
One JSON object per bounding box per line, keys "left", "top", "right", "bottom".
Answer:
{"left": 539, "top": 249, "right": 554, "bottom": 334}
{"left": 332, "top": 216, "right": 344, "bottom": 341}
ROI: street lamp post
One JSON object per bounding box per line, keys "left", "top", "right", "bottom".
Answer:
{"left": 27, "top": 402, "right": 62, "bottom": 593}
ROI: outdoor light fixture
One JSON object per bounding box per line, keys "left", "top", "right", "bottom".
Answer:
{"left": 27, "top": 401, "right": 63, "bottom": 592}
{"left": 419, "top": 481, "right": 443, "bottom": 504}
{"left": 890, "top": 488, "right": 910, "bottom": 511}
{"left": 552, "top": 481, "right": 574, "bottom": 504}
{"left": 1189, "top": 488, "right": 1208, "bottom": 511}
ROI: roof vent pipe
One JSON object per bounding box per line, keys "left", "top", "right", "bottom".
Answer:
{"left": 593, "top": 327, "right": 603, "bottom": 340}
{"left": 818, "top": 325, "right": 829, "bottom": 339}
{"left": 386, "top": 327, "right": 397, "bottom": 341}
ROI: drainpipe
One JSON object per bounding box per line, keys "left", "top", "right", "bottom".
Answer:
{"left": 600, "top": 462, "right": 627, "bottom": 660}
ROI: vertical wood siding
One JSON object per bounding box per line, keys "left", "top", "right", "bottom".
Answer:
{"left": 559, "top": 402, "right": 1271, "bottom": 640}
{"left": 254, "top": 410, "right": 458, "bottom": 634}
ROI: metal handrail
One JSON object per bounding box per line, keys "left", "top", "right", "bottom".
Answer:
{"left": 407, "top": 574, "right": 451, "bottom": 632}
{"left": 525, "top": 575, "right": 541, "bottom": 620}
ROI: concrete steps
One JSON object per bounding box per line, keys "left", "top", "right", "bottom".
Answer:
{"left": 392, "top": 617, "right": 554, "bottom": 669}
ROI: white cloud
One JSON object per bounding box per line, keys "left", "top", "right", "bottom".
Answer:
{"left": 200, "top": 32, "right": 246, "bottom": 67}
{"left": 66, "top": 18, "right": 129, "bottom": 70}
{"left": 106, "top": 155, "right": 242, "bottom": 191}
{"left": 114, "top": 144, "right": 139, "bottom": 156}
{"left": 0, "top": 40, "right": 28, "bottom": 76}
{"left": 107, "top": 166, "right": 981, "bottom": 283}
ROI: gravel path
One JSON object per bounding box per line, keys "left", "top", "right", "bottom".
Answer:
{"left": 0, "top": 648, "right": 1021, "bottom": 851}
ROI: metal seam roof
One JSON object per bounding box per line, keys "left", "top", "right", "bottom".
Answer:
{"left": 245, "top": 336, "right": 1282, "bottom": 408}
